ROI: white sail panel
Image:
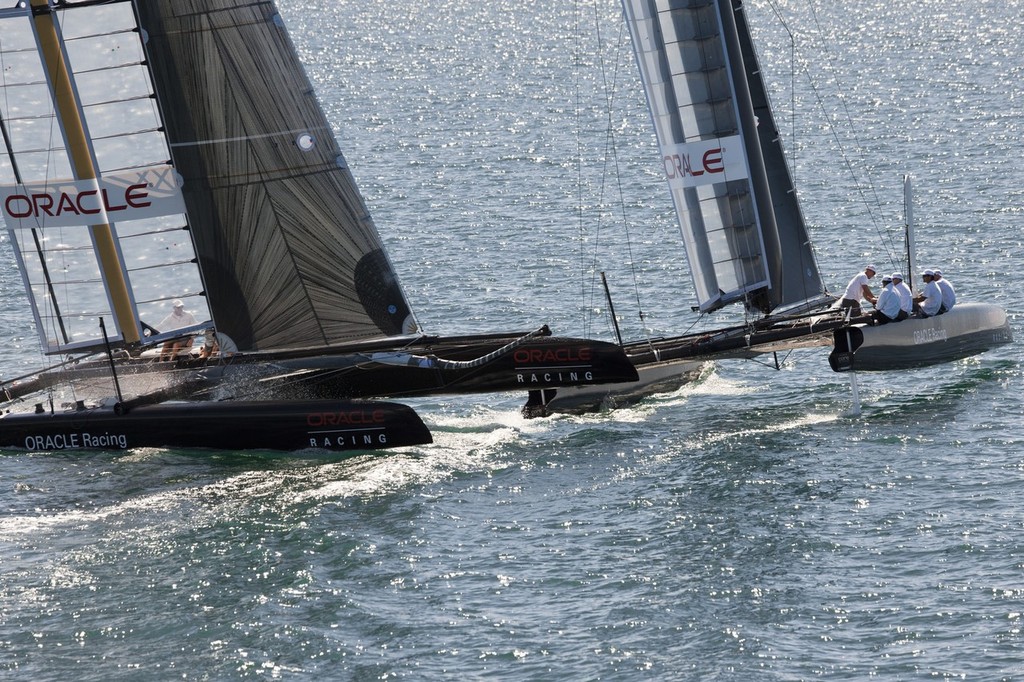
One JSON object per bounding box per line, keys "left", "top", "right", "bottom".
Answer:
{"left": 0, "top": 2, "right": 211, "bottom": 354}
{"left": 661, "top": 135, "right": 748, "bottom": 190}
{"left": 0, "top": 167, "right": 186, "bottom": 229}
{"left": 623, "top": 0, "right": 772, "bottom": 313}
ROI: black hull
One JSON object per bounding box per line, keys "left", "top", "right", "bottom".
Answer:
{"left": 259, "top": 335, "right": 640, "bottom": 399}
{"left": 0, "top": 400, "right": 432, "bottom": 453}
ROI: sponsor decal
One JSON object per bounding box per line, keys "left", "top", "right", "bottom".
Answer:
{"left": 913, "top": 327, "right": 948, "bottom": 345}
{"left": 513, "top": 347, "right": 592, "bottom": 365}
{"left": 307, "top": 409, "right": 389, "bottom": 448}
{"left": 25, "top": 432, "right": 128, "bottom": 450}
{"left": 660, "top": 135, "right": 748, "bottom": 190}
{"left": 306, "top": 409, "right": 387, "bottom": 426}
{"left": 0, "top": 165, "right": 185, "bottom": 229}
{"left": 516, "top": 370, "right": 594, "bottom": 385}
{"left": 309, "top": 433, "right": 390, "bottom": 449}
{"left": 513, "top": 346, "right": 597, "bottom": 385}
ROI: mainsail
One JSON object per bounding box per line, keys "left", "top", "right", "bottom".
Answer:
{"left": 621, "top": 0, "right": 827, "bottom": 315}
{"left": 2, "top": 0, "right": 418, "bottom": 356}
{"left": 135, "top": 0, "right": 417, "bottom": 352}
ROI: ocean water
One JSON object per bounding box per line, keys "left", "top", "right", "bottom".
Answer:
{"left": 1, "top": 1, "right": 1022, "bottom": 679}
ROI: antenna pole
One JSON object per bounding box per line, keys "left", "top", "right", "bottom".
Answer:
{"left": 600, "top": 272, "right": 624, "bottom": 347}
{"left": 903, "top": 175, "right": 917, "bottom": 292}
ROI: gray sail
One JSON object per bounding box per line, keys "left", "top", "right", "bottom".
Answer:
{"left": 622, "top": 0, "right": 825, "bottom": 315}
{"left": 134, "top": 0, "right": 417, "bottom": 352}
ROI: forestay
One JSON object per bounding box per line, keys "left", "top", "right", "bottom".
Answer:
{"left": 621, "top": 0, "right": 827, "bottom": 315}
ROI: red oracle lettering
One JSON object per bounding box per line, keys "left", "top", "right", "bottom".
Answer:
{"left": 55, "top": 192, "right": 80, "bottom": 217}
{"left": 100, "top": 188, "right": 127, "bottom": 212}
{"left": 307, "top": 409, "right": 387, "bottom": 427}
{"left": 663, "top": 147, "right": 726, "bottom": 180}
{"left": 76, "top": 189, "right": 102, "bottom": 215}
{"left": 34, "top": 193, "right": 55, "bottom": 216}
{"left": 513, "top": 347, "right": 593, "bottom": 364}
{"left": 664, "top": 153, "right": 699, "bottom": 179}
{"left": 702, "top": 147, "right": 724, "bottom": 174}
{"left": 125, "top": 182, "right": 151, "bottom": 208}
{"left": 3, "top": 185, "right": 149, "bottom": 221}
{"left": 4, "top": 195, "right": 32, "bottom": 219}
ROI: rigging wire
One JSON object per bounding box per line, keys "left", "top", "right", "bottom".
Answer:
{"left": 768, "top": 0, "right": 902, "bottom": 272}
{"left": 572, "top": 0, "right": 588, "bottom": 338}
{"left": 752, "top": 1, "right": 832, "bottom": 307}
{"left": 577, "top": 0, "right": 655, "bottom": 346}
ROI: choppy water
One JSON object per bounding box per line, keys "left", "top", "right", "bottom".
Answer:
{"left": 2, "top": 1, "right": 1022, "bottom": 679}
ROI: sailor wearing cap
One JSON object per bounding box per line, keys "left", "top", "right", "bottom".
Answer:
{"left": 840, "top": 264, "right": 878, "bottom": 317}
{"left": 913, "top": 269, "right": 943, "bottom": 317}
{"left": 158, "top": 298, "right": 199, "bottom": 361}
{"left": 933, "top": 269, "right": 956, "bottom": 313}
{"left": 891, "top": 273, "right": 912, "bottom": 320}
{"left": 871, "top": 275, "right": 902, "bottom": 325}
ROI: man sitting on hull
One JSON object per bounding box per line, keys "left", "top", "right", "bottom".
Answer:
{"left": 913, "top": 270, "right": 944, "bottom": 318}
{"left": 870, "top": 275, "right": 902, "bottom": 325}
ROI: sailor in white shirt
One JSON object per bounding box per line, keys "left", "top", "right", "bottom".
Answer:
{"left": 914, "top": 270, "right": 943, "bottom": 318}
{"left": 891, "top": 273, "right": 912, "bottom": 320}
{"left": 158, "top": 299, "right": 198, "bottom": 360}
{"left": 933, "top": 269, "right": 956, "bottom": 313}
{"left": 871, "top": 275, "right": 902, "bottom": 325}
{"left": 840, "top": 264, "right": 877, "bottom": 317}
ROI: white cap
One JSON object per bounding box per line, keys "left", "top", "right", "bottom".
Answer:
{"left": 865, "top": 264, "right": 877, "bottom": 273}
{"left": 882, "top": 276, "right": 892, "bottom": 283}
{"left": 933, "top": 269, "right": 942, "bottom": 276}
{"left": 172, "top": 299, "right": 184, "bottom": 308}
{"left": 922, "top": 269, "right": 934, "bottom": 277}
{"left": 892, "top": 273, "right": 903, "bottom": 281}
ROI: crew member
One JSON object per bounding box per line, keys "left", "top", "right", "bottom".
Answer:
{"left": 891, "top": 273, "right": 912, "bottom": 320}
{"left": 914, "top": 270, "right": 943, "bottom": 318}
{"left": 933, "top": 269, "right": 956, "bottom": 313}
{"left": 158, "top": 299, "right": 198, "bottom": 361}
{"left": 871, "top": 275, "right": 902, "bottom": 325}
{"left": 840, "top": 264, "right": 877, "bottom": 317}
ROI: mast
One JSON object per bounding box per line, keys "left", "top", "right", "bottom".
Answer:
{"left": 903, "top": 175, "right": 917, "bottom": 292}
{"left": 29, "top": 0, "right": 140, "bottom": 345}
{"left": 718, "top": 0, "right": 782, "bottom": 313}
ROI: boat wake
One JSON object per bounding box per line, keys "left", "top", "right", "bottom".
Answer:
{"left": 686, "top": 411, "right": 842, "bottom": 451}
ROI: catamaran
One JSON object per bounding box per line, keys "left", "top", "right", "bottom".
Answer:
{"left": 0, "top": 0, "right": 637, "bottom": 451}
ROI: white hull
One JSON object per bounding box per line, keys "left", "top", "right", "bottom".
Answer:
{"left": 829, "top": 302, "right": 1012, "bottom": 371}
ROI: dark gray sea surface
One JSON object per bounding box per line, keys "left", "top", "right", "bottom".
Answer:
{"left": 1, "top": 1, "right": 1022, "bottom": 679}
